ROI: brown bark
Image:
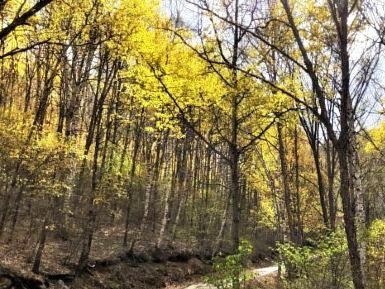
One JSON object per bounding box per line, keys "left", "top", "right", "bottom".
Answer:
{"left": 32, "top": 210, "right": 50, "bottom": 273}
{"left": 123, "top": 109, "right": 144, "bottom": 247}
{"left": 277, "top": 123, "right": 298, "bottom": 244}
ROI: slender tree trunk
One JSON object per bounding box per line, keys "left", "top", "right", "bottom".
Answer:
{"left": 0, "top": 183, "right": 10, "bottom": 237}
{"left": 213, "top": 193, "right": 230, "bottom": 255}
{"left": 350, "top": 139, "right": 367, "bottom": 279}
{"left": 32, "top": 210, "right": 50, "bottom": 273}
{"left": 300, "top": 117, "right": 329, "bottom": 227}
{"left": 78, "top": 102, "right": 105, "bottom": 270}
{"left": 277, "top": 123, "right": 297, "bottom": 244}
{"left": 338, "top": 147, "right": 365, "bottom": 289}
{"left": 230, "top": 151, "right": 240, "bottom": 252}
{"left": 293, "top": 127, "right": 303, "bottom": 241}
{"left": 129, "top": 139, "right": 157, "bottom": 252}
{"left": 338, "top": 0, "right": 365, "bottom": 285}
{"left": 326, "top": 139, "right": 337, "bottom": 230}
{"left": 171, "top": 135, "right": 189, "bottom": 241}
{"left": 8, "top": 186, "right": 24, "bottom": 242}
{"left": 157, "top": 184, "right": 171, "bottom": 248}
{"left": 151, "top": 133, "right": 168, "bottom": 233}
{"left": 312, "top": 148, "right": 329, "bottom": 227}
{"left": 156, "top": 137, "right": 174, "bottom": 248}
{"left": 123, "top": 110, "right": 143, "bottom": 247}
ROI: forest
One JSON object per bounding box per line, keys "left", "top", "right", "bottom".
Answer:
{"left": 0, "top": 0, "right": 385, "bottom": 289}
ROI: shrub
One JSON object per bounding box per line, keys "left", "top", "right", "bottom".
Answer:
{"left": 277, "top": 230, "right": 351, "bottom": 289}
{"left": 367, "top": 219, "right": 385, "bottom": 289}
{"left": 204, "top": 240, "right": 253, "bottom": 289}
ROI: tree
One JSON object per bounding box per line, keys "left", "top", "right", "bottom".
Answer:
{"left": 144, "top": 0, "right": 284, "bottom": 254}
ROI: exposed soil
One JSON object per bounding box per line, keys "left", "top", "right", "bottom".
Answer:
{"left": 0, "top": 227, "right": 274, "bottom": 289}
{"left": 0, "top": 246, "right": 210, "bottom": 289}
{"left": 70, "top": 258, "right": 209, "bottom": 289}
{"left": 165, "top": 265, "right": 279, "bottom": 289}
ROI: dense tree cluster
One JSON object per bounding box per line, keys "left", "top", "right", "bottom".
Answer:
{"left": 0, "top": 1, "right": 385, "bottom": 289}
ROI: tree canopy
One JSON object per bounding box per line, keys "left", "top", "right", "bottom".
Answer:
{"left": 0, "top": 1, "right": 385, "bottom": 289}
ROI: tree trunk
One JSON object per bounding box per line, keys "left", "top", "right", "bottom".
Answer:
{"left": 293, "top": 127, "right": 303, "bottom": 241}
{"left": 277, "top": 123, "right": 298, "bottom": 244}
{"left": 312, "top": 148, "right": 329, "bottom": 227}
{"left": 326, "top": 139, "right": 337, "bottom": 230}
{"left": 0, "top": 185, "right": 10, "bottom": 237}
{"left": 350, "top": 140, "right": 367, "bottom": 280}
{"left": 32, "top": 211, "right": 50, "bottom": 273}
{"left": 338, "top": 147, "right": 365, "bottom": 289}
{"left": 8, "top": 187, "right": 24, "bottom": 242}
{"left": 230, "top": 152, "right": 240, "bottom": 253}
{"left": 123, "top": 111, "right": 143, "bottom": 247}
{"left": 213, "top": 193, "right": 230, "bottom": 255}
{"left": 77, "top": 101, "right": 105, "bottom": 270}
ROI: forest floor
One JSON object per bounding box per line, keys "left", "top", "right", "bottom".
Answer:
{"left": 0, "top": 237, "right": 277, "bottom": 289}
{"left": 0, "top": 242, "right": 210, "bottom": 288}
{"left": 0, "top": 225, "right": 276, "bottom": 289}
{"left": 166, "top": 265, "right": 279, "bottom": 289}
{"left": 0, "top": 234, "right": 209, "bottom": 288}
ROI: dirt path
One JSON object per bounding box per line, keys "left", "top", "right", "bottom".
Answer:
{"left": 249, "top": 265, "right": 279, "bottom": 277}
{"left": 169, "top": 265, "right": 279, "bottom": 289}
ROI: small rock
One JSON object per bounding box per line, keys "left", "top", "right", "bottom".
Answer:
{"left": 57, "top": 280, "right": 70, "bottom": 289}
{"left": 0, "top": 276, "right": 12, "bottom": 289}
{"left": 187, "top": 258, "right": 205, "bottom": 275}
